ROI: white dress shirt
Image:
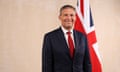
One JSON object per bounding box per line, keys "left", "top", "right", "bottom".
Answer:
{"left": 61, "top": 26, "right": 75, "bottom": 48}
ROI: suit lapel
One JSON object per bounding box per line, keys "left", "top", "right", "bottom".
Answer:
{"left": 57, "top": 27, "right": 73, "bottom": 59}
{"left": 73, "top": 30, "right": 79, "bottom": 50}
{"left": 73, "top": 30, "right": 80, "bottom": 60}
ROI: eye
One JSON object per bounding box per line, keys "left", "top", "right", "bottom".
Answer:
{"left": 70, "top": 14, "right": 74, "bottom": 17}
{"left": 64, "top": 14, "right": 68, "bottom": 16}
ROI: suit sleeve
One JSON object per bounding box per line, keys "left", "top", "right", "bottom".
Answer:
{"left": 83, "top": 36, "right": 92, "bottom": 72}
{"left": 42, "top": 34, "right": 53, "bottom": 72}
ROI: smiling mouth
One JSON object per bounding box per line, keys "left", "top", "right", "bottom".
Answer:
{"left": 65, "top": 19, "right": 73, "bottom": 22}
{"left": 65, "top": 20, "right": 72, "bottom": 22}
{"left": 66, "top": 21, "right": 73, "bottom": 23}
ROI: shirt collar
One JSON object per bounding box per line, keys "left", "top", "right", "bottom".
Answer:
{"left": 61, "top": 26, "right": 73, "bottom": 34}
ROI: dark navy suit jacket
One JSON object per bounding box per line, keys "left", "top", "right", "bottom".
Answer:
{"left": 42, "top": 27, "right": 91, "bottom": 72}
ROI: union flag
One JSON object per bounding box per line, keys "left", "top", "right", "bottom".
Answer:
{"left": 74, "top": 0, "right": 102, "bottom": 72}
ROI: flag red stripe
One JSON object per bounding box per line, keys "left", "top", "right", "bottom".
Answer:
{"left": 74, "top": 14, "right": 85, "bottom": 34}
{"left": 87, "top": 31, "right": 97, "bottom": 45}
{"left": 89, "top": 46, "right": 102, "bottom": 72}
{"left": 80, "top": 0, "right": 84, "bottom": 17}
{"left": 87, "top": 31, "right": 102, "bottom": 72}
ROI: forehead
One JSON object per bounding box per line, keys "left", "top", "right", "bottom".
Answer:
{"left": 61, "top": 8, "right": 76, "bottom": 14}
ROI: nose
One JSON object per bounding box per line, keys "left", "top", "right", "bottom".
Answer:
{"left": 67, "top": 15, "right": 72, "bottom": 20}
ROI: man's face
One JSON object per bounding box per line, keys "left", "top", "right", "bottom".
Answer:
{"left": 59, "top": 8, "right": 76, "bottom": 30}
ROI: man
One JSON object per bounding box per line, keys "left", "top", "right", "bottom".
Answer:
{"left": 42, "top": 5, "right": 92, "bottom": 72}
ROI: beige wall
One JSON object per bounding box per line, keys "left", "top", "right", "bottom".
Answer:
{"left": 0, "top": 0, "right": 120, "bottom": 72}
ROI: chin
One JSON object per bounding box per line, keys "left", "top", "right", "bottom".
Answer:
{"left": 65, "top": 26, "right": 72, "bottom": 29}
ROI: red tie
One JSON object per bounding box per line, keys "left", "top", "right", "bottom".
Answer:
{"left": 67, "top": 32, "right": 74, "bottom": 58}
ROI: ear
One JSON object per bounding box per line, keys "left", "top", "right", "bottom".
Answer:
{"left": 58, "top": 15, "right": 61, "bottom": 20}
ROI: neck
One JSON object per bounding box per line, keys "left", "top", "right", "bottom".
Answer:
{"left": 63, "top": 27, "right": 73, "bottom": 31}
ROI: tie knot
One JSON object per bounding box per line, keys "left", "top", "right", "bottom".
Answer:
{"left": 66, "top": 31, "right": 71, "bottom": 35}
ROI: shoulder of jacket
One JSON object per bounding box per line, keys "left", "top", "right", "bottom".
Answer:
{"left": 44, "top": 28, "right": 60, "bottom": 37}
{"left": 74, "top": 29, "right": 85, "bottom": 35}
